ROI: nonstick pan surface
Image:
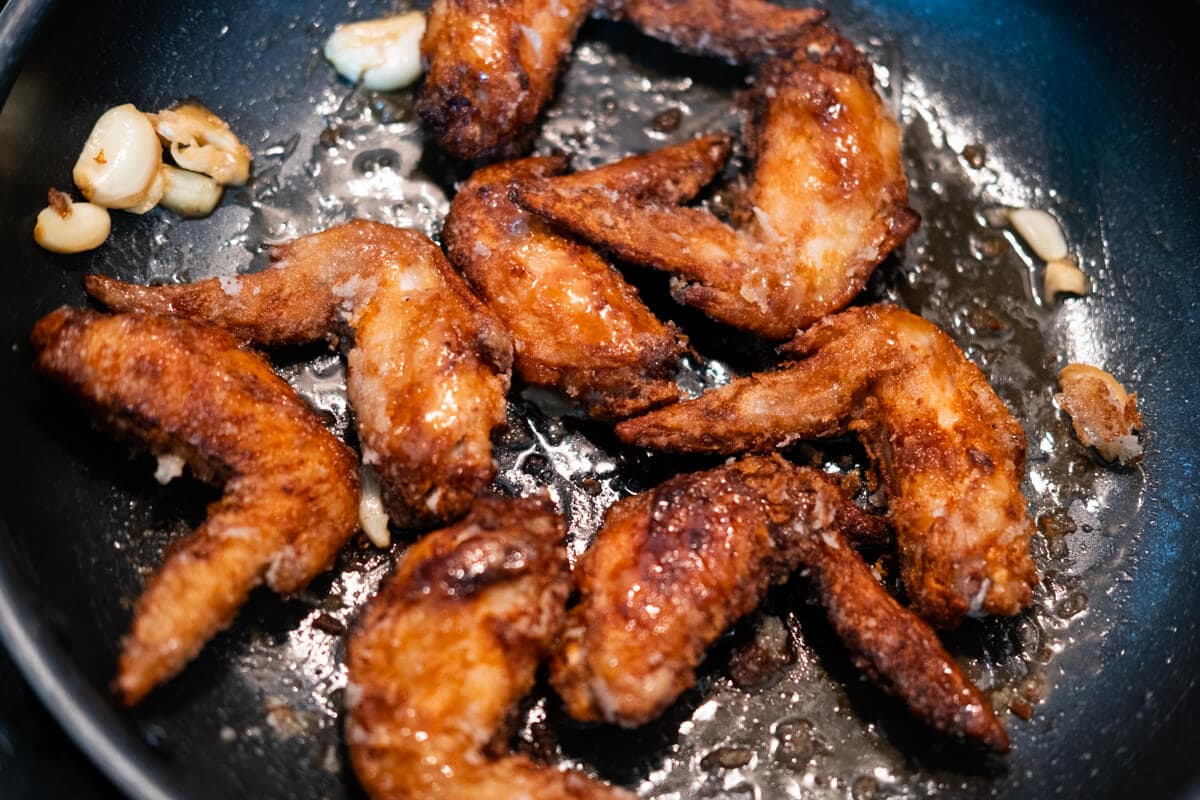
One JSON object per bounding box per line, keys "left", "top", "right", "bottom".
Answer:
{"left": 0, "top": 1, "right": 1198, "bottom": 798}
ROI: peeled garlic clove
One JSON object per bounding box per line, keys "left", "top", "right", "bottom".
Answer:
{"left": 125, "top": 167, "right": 168, "bottom": 215}
{"left": 151, "top": 103, "right": 251, "bottom": 186}
{"left": 1007, "top": 208, "right": 1069, "bottom": 262}
{"left": 159, "top": 165, "right": 224, "bottom": 218}
{"left": 34, "top": 189, "right": 111, "bottom": 253}
{"left": 324, "top": 11, "right": 426, "bottom": 91}
{"left": 1043, "top": 257, "right": 1091, "bottom": 303}
{"left": 358, "top": 466, "right": 391, "bottom": 548}
{"left": 73, "top": 104, "right": 164, "bottom": 211}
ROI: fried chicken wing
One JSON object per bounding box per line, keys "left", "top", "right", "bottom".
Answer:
{"left": 617, "top": 305, "right": 1037, "bottom": 628}
{"left": 418, "top": 0, "right": 593, "bottom": 159}
{"left": 552, "top": 455, "right": 1008, "bottom": 751}
{"left": 31, "top": 309, "right": 360, "bottom": 705}
{"left": 793, "top": 491, "right": 1010, "bottom": 753}
{"left": 347, "top": 495, "right": 631, "bottom": 800}
{"left": 86, "top": 221, "right": 512, "bottom": 528}
{"left": 443, "top": 135, "right": 731, "bottom": 418}
{"left": 601, "top": 0, "right": 826, "bottom": 62}
{"left": 514, "top": 34, "right": 918, "bottom": 339}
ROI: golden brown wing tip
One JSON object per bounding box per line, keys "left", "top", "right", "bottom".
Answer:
{"left": 113, "top": 657, "right": 156, "bottom": 708}
{"left": 30, "top": 306, "right": 74, "bottom": 354}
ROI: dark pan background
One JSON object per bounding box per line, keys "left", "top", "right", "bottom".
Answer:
{"left": 1, "top": 0, "right": 1199, "bottom": 798}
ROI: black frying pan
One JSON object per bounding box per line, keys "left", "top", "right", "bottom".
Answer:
{"left": 1, "top": 0, "right": 1198, "bottom": 798}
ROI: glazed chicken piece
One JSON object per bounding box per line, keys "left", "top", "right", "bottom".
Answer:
{"left": 1056, "top": 363, "right": 1143, "bottom": 465}
{"left": 600, "top": 0, "right": 826, "bottom": 62}
{"left": 443, "top": 134, "right": 732, "bottom": 418}
{"left": 31, "top": 309, "right": 359, "bottom": 705}
{"left": 347, "top": 495, "right": 632, "bottom": 800}
{"left": 418, "top": 0, "right": 593, "bottom": 159}
{"left": 553, "top": 455, "right": 1009, "bottom": 751}
{"left": 515, "top": 29, "right": 918, "bottom": 339}
{"left": 85, "top": 221, "right": 511, "bottom": 529}
{"left": 617, "top": 305, "right": 1038, "bottom": 629}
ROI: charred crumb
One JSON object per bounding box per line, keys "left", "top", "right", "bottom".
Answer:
{"left": 1038, "top": 509, "right": 1077, "bottom": 539}
{"left": 1008, "top": 697, "right": 1034, "bottom": 720}
{"left": 649, "top": 107, "right": 683, "bottom": 133}
{"left": 961, "top": 143, "right": 986, "bottom": 169}
{"left": 1047, "top": 536, "right": 1069, "bottom": 559}
{"left": 967, "top": 306, "right": 1008, "bottom": 334}
{"left": 311, "top": 613, "right": 347, "bottom": 636}
{"left": 701, "top": 745, "right": 754, "bottom": 770}
{"left": 772, "top": 717, "right": 818, "bottom": 770}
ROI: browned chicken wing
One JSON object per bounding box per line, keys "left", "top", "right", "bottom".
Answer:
{"left": 347, "top": 495, "right": 631, "bottom": 799}
{"left": 443, "top": 135, "right": 732, "bottom": 418}
{"left": 418, "top": 0, "right": 593, "bottom": 159}
{"left": 601, "top": 0, "right": 827, "bottom": 62}
{"left": 515, "top": 31, "right": 918, "bottom": 339}
{"left": 85, "top": 221, "right": 512, "bottom": 529}
{"left": 31, "top": 309, "right": 360, "bottom": 705}
{"left": 553, "top": 455, "right": 1008, "bottom": 751}
{"left": 617, "top": 305, "right": 1038, "bottom": 629}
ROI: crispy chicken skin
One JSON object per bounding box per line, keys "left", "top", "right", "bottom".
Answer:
{"left": 553, "top": 455, "right": 1008, "bottom": 751}
{"left": 86, "top": 221, "right": 512, "bottom": 528}
{"left": 347, "top": 495, "right": 631, "bottom": 800}
{"left": 31, "top": 309, "right": 359, "bottom": 705}
{"left": 514, "top": 32, "right": 918, "bottom": 339}
{"left": 600, "top": 0, "right": 827, "bottom": 62}
{"left": 617, "top": 306, "right": 1038, "bottom": 629}
{"left": 1056, "top": 363, "right": 1143, "bottom": 465}
{"left": 443, "top": 135, "right": 732, "bottom": 418}
{"left": 418, "top": 0, "right": 593, "bottom": 159}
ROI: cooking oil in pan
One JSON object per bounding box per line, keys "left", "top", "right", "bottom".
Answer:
{"left": 110, "top": 13, "right": 1147, "bottom": 799}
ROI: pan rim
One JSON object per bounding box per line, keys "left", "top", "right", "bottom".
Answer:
{"left": 1, "top": 1, "right": 1200, "bottom": 799}
{"left": 0, "top": 526, "right": 176, "bottom": 800}
{"left": 0, "top": 5, "right": 182, "bottom": 799}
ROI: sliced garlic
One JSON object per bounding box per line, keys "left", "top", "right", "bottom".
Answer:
{"left": 159, "top": 165, "right": 224, "bottom": 218}
{"left": 324, "top": 11, "right": 426, "bottom": 91}
{"left": 151, "top": 103, "right": 251, "bottom": 186}
{"left": 1007, "top": 208, "right": 1069, "bottom": 262}
{"left": 358, "top": 466, "right": 391, "bottom": 548}
{"left": 72, "top": 104, "right": 164, "bottom": 212}
{"left": 33, "top": 189, "right": 111, "bottom": 253}
{"left": 1043, "top": 257, "right": 1091, "bottom": 303}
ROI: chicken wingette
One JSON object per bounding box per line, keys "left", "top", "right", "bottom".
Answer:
{"left": 617, "top": 306, "right": 1038, "bottom": 629}
{"left": 86, "top": 221, "right": 512, "bottom": 529}
{"left": 32, "top": 309, "right": 360, "bottom": 705}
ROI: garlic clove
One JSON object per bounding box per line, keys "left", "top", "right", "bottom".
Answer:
{"left": 1043, "top": 257, "right": 1091, "bottom": 303}
{"left": 72, "top": 104, "right": 164, "bottom": 212}
{"left": 324, "top": 11, "right": 426, "bottom": 91}
{"left": 1007, "top": 208, "right": 1069, "bottom": 262}
{"left": 358, "top": 466, "right": 391, "bottom": 548}
{"left": 159, "top": 165, "right": 224, "bottom": 218}
{"left": 151, "top": 103, "right": 251, "bottom": 186}
{"left": 34, "top": 189, "right": 111, "bottom": 253}
{"left": 125, "top": 166, "right": 168, "bottom": 215}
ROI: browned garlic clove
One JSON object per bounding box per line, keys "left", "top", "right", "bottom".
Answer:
{"left": 151, "top": 103, "right": 251, "bottom": 186}
{"left": 1056, "top": 364, "right": 1143, "bottom": 465}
